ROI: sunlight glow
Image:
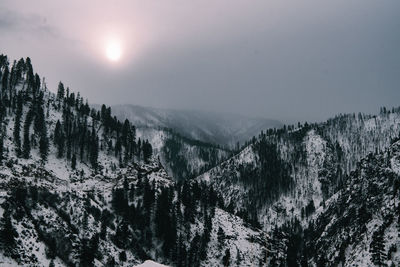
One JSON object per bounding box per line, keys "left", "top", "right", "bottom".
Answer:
{"left": 106, "top": 41, "right": 122, "bottom": 62}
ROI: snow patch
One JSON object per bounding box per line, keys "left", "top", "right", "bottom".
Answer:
{"left": 134, "top": 260, "right": 170, "bottom": 267}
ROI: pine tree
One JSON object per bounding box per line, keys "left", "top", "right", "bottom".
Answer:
{"left": 39, "top": 131, "right": 48, "bottom": 162}
{"left": 217, "top": 227, "right": 225, "bottom": 248}
{"left": 142, "top": 140, "right": 153, "bottom": 163}
{"left": 90, "top": 128, "right": 99, "bottom": 169}
{"left": 57, "top": 81, "right": 65, "bottom": 102}
{"left": 13, "top": 92, "right": 23, "bottom": 156}
{"left": 164, "top": 203, "right": 177, "bottom": 258}
{"left": 370, "top": 227, "right": 385, "bottom": 266}
{"left": 398, "top": 215, "right": 400, "bottom": 238}
{"left": 54, "top": 120, "right": 64, "bottom": 158}
{"left": 0, "top": 132, "right": 3, "bottom": 164}
{"left": 79, "top": 237, "right": 97, "bottom": 267}
{"left": 0, "top": 99, "right": 4, "bottom": 163}
{"left": 222, "top": 248, "right": 231, "bottom": 267}
{"left": 1, "top": 65, "right": 9, "bottom": 99}
{"left": 0, "top": 211, "right": 18, "bottom": 256}
{"left": 71, "top": 154, "right": 77, "bottom": 169}
{"left": 235, "top": 248, "right": 242, "bottom": 266}
{"left": 37, "top": 106, "right": 48, "bottom": 162}
{"left": 188, "top": 234, "right": 201, "bottom": 266}
{"left": 22, "top": 107, "right": 34, "bottom": 158}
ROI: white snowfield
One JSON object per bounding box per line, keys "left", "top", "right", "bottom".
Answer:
{"left": 134, "top": 260, "right": 170, "bottom": 267}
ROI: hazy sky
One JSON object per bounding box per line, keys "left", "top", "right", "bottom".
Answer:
{"left": 1, "top": 0, "right": 399, "bottom": 123}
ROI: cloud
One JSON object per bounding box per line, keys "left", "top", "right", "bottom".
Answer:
{"left": 0, "top": 8, "right": 58, "bottom": 38}
{"left": 0, "top": 0, "right": 399, "bottom": 123}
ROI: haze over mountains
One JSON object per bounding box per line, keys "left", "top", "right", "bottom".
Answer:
{"left": 1, "top": 55, "right": 400, "bottom": 267}
{"left": 1, "top": 0, "right": 399, "bottom": 266}
{"left": 109, "top": 104, "right": 282, "bottom": 148}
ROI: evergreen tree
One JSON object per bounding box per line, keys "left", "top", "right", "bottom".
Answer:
{"left": 89, "top": 127, "right": 99, "bottom": 169}
{"left": 0, "top": 132, "right": 3, "bottom": 164}
{"left": 222, "top": 248, "right": 231, "bottom": 267}
{"left": 1, "top": 65, "right": 9, "bottom": 99}
{"left": 0, "top": 211, "right": 18, "bottom": 256}
{"left": 112, "top": 188, "right": 128, "bottom": 215}
{"left": 398, "top": 215, "right": 400, "bottom": 238}
{"left": 57, "top": 82, "right": 65, "bottom": 102}
{"left": 285, "top": 221, "right": 303, "bottom": 267}
{"left": 114, "top": 220, "right": 130, "bottom": 249}
{"left": 188, "top": 234, "right": 201, "bottom": 267}
{"left": 0, "top": 99, "right": 4, "bottom": 163}
{"left": 71, "top": 154, "right": 77, "bottom": 169}
{"left": 13, "top": 92, "right": 23, "bottom": 156}
{"left": 235, "top": 248, "right": 242, "bottom": 266}
{"left": 80, "top": 236, "right": 98, "bottom": 267}
{"left": 154, "top": 187, "right": 178, "bottom": 258}
{"left": 54, "top": 120, "right": 64, "bottom": 158}
{"left": 142, "top": 140, "right": 152, "bottom": 163}
{"left": 37, "top": 106, "right": 48, "bottom": 161}
{"left": 370, "top": 228, "right": 385, "bottom": 266}
{"left": 22, "top": 107, "right": 34, "bottom": 158}
{"left": 217, "top": 227, "right": 225, "bottom": 248}
{"left": 119, "top": 251, "right": 127, "bottom": 262}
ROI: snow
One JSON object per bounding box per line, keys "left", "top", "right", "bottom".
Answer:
{"left": 390, "top": 141, "right": 400, "bottom": 175}
{"left": 0, "top": 253, "right": 19, "bottom": 267}
{"left": 304, "top": 130, "right": 325, "bottom": 208}
{"left": 202, "top": 208, "right": 266, "bottom": 267}
{"left": 134, "top": 260, "right": 170, "bottom": 267}
{"left": 1, "top": 63, "right": 400, "bottom": 266}
{"left": 391, "top": 156, "right": 400, "bottom": 175}
{"left": 136, "top": 127, "right": 230, "bottom": 180}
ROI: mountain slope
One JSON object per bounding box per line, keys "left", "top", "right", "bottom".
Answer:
{"left": 197, "top": 110, "right": 400, "bottom": 229}
{"left": 2, "top": 53, "right": 399, "bottom": 266}
{"left": 94, "top": 104, "right": 233, "bottom": 182}
{"left": 0, "top": 54, "right": 265, "bottom": 266}
{"left": 109, "top": 104, "right": 282, "bottom": 148}
{"left": 275, "top": 139, "right": 400, "bottom": 266}
{"left": 135, "top": 127, "right": 231, "bottom": 181}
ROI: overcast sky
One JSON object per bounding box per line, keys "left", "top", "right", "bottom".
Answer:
{"left": 0, "top": 0, "right": 399, "bottom": 123}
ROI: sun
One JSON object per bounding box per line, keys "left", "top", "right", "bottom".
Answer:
{"left": 106, "top": 41, "right": 122, "bottom": 62}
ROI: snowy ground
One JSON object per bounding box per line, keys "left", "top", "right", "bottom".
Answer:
{"left": 134, "top": 260, "right": 170, "bottom": 267}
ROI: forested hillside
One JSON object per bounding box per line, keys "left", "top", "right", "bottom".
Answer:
{"left": 198, "top": 108, "right": 400, "bottom": 227}
{"left": 0, "top": 54, "right": 266, "bottom": 266}
{"left": 135, "top": 127, "right": 231, "bottom": 181}
{"left": 267, "top": 139, "right": 400, "bottom": 266}
{"left": 1, "top": 54, "right": 399, "bottom": 266}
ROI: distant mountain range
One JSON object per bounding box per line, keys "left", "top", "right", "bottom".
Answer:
{"left": 108, "top": 104, "right": 282, "bottom": 148}
{"left": 2, "top": 54, "right": 400, "bottom": 266}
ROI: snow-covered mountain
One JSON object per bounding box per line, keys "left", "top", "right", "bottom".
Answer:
{"left": 198, "top": 110, "right": 400, "bottom": 228}
{"left": 197, "top": 109, "right": 400, "bottom": 265}
{"left": 1, "top": 54, "right": 399, "bottom": 266}
{"left": 0, "top": 55, "right": 265, "bottom": 266}
{"left": 300, "top": 140, "right": 400, "bottom": 266}
{"left": 135, "top": 127, "right": 231, "bottom": 181}
{"left": 108, "top": 104, "right": 282, "bottom": 148}
{"left": 93, "top": 105, "right": 233, "bottom": 182}
{"left": 266, "top": 139, "right": 400, "bottom": 266}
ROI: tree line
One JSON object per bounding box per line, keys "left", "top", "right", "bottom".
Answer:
{"left": 0, "top": 55, "right": 153, "bottom": 170}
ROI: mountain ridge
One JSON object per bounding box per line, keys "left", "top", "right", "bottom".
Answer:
{"left": 0, "top": 54, "right": 266, "bottom": 266}
{"left": 107, "top": 104, "right": 282, "bottom": 148}
{"left": 1, "top": 54, "right": 399, "bottom": 266}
